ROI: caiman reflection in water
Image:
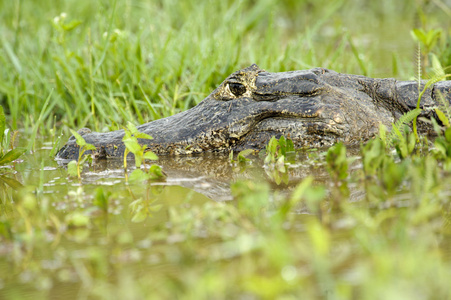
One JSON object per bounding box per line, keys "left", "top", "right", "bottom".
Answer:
{"left": 83, "top": 150, "right": 357, "bottom": 202}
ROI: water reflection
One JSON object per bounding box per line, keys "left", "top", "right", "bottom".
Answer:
{"left": 58, "top": 150, "right": 337, "bottom": 202}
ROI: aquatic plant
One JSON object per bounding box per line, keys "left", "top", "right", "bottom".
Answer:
{"left": 66, "top": 129, "right": 96, "bottom": 179}
{"left": 264, "top": 136, "right": 295, "bottom": 165}
{"left": 122, "top": 122, "right": 157, "bottom": 169}
{"left": 0, "top": 105, "right": 26, "bottom": 193}
{"left": 122, "top": 122, "right": 165, "bottom": 182}
{"left": 0, "top": 106, "right": 26, "bottom": 171}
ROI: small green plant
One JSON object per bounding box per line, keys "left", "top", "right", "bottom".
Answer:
{"left": 381, "top": 116, "right": 418, "bottom": 160}
{"left": 393, "top": 128, "right": 418, "bottom": 160}
{"left": 0, "top": 106, "right": 27, "bottom": 171}
{"left": 412, "top": 75, "right": 451, "bottom": 142}
{"left": 361, "top": 137, "right": 387, "bottom": 178}
{"left": 122, "top": 122, "right": 165, "bottom": 182}
{"left": 390, "top": 108, "right": 421, "bottom": 143}
{"left": 264, "top": 136, "right": 295, "bottom": 164}
{"left": 122, "top": 122, "right": 157, "bottom": 168}
{"left": 51, "top": 12, "right": 82, "bottom": 44}
{"left": 229, "top": 149, "right": 255, "bottom": 172}
{"left": 376, "top": 108, "right": 427, "bottom": 159}
{"left": 128, "top": 164, "right": 166, "bottom": 182}
{"left": 49, "top": 124, "right": 64, "bottom": 157}
{"left": 360, "top": 136, "right": 411, "bottom": 204}
{"left": 0, "top": 106, "right": 26, "bottom": 191}
{"left": 325, "top": 143, "right": 350, "bottom": 206}
{"left": 67, "top": 130, "right": 96, "bottom": 179}
{"left": 285, "top": 176, "right": 326, "bottom": 222}
{"left": 430, "top": 117, "right": 451, "bottom": 170}
{"left": 263, "top": 136, "right": 295, "bottom": 185}
{"left": 411, "top": 28, "right": 442, "bottom": 74}
{"left": 129, "top": 198, "right": 163, "bottom": 223}
{"left": 432, "top": 78, "right": 451, "bottom": 128}
{"left": 128, "top": 186, "right": 163, "bottom": 223}
{"left": 93, "top": 187, "right": 110, "bottom": 214}
{"left": 229, "top": 149, "right": 255, "bottom": 164}
{"left": 231, "top": 180, "right": 270, "bottom": 224}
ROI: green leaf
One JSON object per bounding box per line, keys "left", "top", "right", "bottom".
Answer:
{"left": 286, "top": 138, "right": 295, "bottom": 152}
{"left": 123, "top": 130, "right": 132, "bottom": 140}
{"left": 49, "top": 133, "right": 63, "bottom": 157}
{"left": 0, "top": 106, "right": 5, "bottom": 146}
{"left": 126, "top": 122, "right": 140, "bottom": 135}
{"left": 126, "top": 122, "right": 153, "bottom": 140}
{"left": 123, "top": 137, "right": 142, "bottom": 154}
{"left": 129, "top": 198, "right": 143, "bottom": 211}
{"left": 0, "top": 147, "right": 27, "bottom": 165}
{"left": 93, "top": 188, "right": 109, "bottom": 212}
{"left": 83, "top": 143, "right": 97, "bottom": 151}
{"left": 131, "top": 210, "right": 147, "bottom": 223}
{"left": 411, "top": 28, "right": 427, "bottom": 45}
{"left": 67, "top": 161, "right": 78, "bottom": 177}
{"left": 273, "top": 170, "right": 282, "bottom": 185}
{"left": 279, "top": 135, "right": 287, "bottom": 155}
{"left": 291, "top": 176, "right": 314, "bottom": 203}
{"left": 276, "top": 155, "right": 286, "bottom": 172}
{"left": 65, "top": 212, "right": 89, "bottom": 227}
{"left": 135, "top": 132, "right": 153, "bottom": 140}
{"left": 390, "top": 109, "right": 421, "bottom": 144}
{"left": 430, "top": 118, "right": 443, "bottom": 136}
{"left": 431, "top": 54, "right": 445, "bottom": 77}
{"left": 238, "top": 156, "right": 248, "bottom": 163}
{"left": 238, "top": 149, "right": 253, "bottom": 162}
{"left": 378, "top": 123, "right": 387, "bottom": 145}
{"left": 0, "top": 219, "right": 13, "bottom": 239}
{"left": 392, "top": 125, "right": 403, "bottom": 141}
{"left": 0, "top": 175, "right": 23, "bottom": 189}
{"left": 229, "top": 150, "right": 234, "bottom": 162}
{"left": 435, "top": 108, "right": 450, "bottom": 128}
{"left": 135, "top": 155, "right": 143, "bottom": 168}
{"left": 144, "top": 151, "right": 158, "bottom": 160}
{"left": 148, "top": 204, "right": 163, "bottom": 212}
{"left": 445, "top": 127, "right": 451, "bottom": 143}
{"left": 148, "top": 165, "right": 166, "bottom": 179}
{"left": 69, "top": 129, "right": 86, "bottom": 147}
{"left": 129, "top": 169, "right": 150, "bottom": 182}
{"left": 62, "top": 20, "right": 82, "bottom": 31}
{"left": 269, "top": 137, "right": 278, "bottom": 154}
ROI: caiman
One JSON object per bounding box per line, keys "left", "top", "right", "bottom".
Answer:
{"left": 56, "top": 64, "right": 451, "bottom": 160}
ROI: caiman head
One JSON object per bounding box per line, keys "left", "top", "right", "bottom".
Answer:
{"left": 57, "top": 64, "right": 395, "bottom": 160}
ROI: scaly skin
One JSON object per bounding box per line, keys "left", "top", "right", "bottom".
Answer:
{"left": 56, "top": 64, "right": 451, "bottom": 160}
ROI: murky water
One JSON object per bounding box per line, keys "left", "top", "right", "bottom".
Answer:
{"left": 3, "top": 140, "right": 451, "bottom": 298}
{"left": 2, "top": 146, "right": 336, "bottom": 299}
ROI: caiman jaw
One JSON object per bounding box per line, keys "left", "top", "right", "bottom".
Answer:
{"left": 226, "top": 99, "right": 323, "bottom": 139}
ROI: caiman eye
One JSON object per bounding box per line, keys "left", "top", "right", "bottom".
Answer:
{"left": 228, "top": 82, "right": 247, "bottom": 97}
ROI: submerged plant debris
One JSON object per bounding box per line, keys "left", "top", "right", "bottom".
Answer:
{"left": 1, "top": 0, "right": 451, "bottom": 299}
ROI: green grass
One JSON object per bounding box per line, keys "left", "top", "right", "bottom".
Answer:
{"left": 1, "top": 0, "right": 451, "bottom": 299}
